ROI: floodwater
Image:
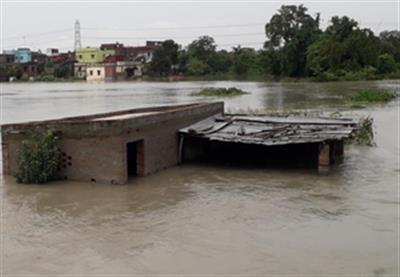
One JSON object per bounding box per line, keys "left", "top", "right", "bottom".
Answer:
{"left": 0, "top": 80, "right": 399, "bottom": 275}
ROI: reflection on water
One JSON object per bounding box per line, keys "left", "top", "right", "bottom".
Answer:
{"left": 1, "top": 80, "right": 399, "bottom": 275}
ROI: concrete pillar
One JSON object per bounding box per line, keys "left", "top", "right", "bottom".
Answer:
{"left": 318, "top": 143, "right": 330, "bottom": 173}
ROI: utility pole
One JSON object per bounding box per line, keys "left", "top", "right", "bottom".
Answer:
{"left": 74, "top": 20, "right": 82, "bottom": 49}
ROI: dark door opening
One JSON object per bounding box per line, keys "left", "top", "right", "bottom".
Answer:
{"left": 127, "top": 141, "right": 138, "bottom": 177}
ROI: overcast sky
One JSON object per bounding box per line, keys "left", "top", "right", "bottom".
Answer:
{"left": 1, "top": 0, "right": 399, "bottom": 52}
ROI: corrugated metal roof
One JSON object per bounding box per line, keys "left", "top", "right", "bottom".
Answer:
{"left": 179, "top": 115, "right": 358, "bottom": 146}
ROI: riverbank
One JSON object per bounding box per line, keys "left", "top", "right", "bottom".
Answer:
{"left": 4, "top": 72, "right": 400, "bottom": 83}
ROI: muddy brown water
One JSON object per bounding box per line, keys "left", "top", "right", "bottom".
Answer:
{"left": 1, "top": 80, "right": 399, "bottom": 275}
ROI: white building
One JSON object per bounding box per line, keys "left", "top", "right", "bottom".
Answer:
{"left": 86, "top": 65, "right": 105, "bottom": 81}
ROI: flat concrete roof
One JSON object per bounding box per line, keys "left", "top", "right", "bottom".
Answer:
{"left": 1, "top": 102, "right": 225, "bottom": 138}
{"left": 92, "top": 111, "right": 161, "bottom": 121}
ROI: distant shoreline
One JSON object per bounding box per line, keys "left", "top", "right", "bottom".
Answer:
{"left": 3, "top": 74, "right": 400, "bottom": 84}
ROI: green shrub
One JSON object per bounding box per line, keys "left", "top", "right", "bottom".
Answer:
{"left": 377, "top": 54, "right": 397, "bottom": 74}
{"left": 192, "top": 87, "right": 248, "bottom": 97}
{"left": 37, "top": 74, "right": 56, "bottom": 82}
{"left": 347, "top": 89, "right": 397, "bottom": 103}
{"left": 19, "top": 75, "right": 30, "bottom": 81}
{"left": 15, "top": 131, "right": 61, "bottom": 184}
{"left": 353, "top": 116, "right": 375, "bottom": 146}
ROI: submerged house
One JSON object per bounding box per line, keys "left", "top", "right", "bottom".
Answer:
{"left": 1, "top": 103, "right": 223, "bottom": 184}
{"left": 1, "top": 102, "right": 358, "bottom": 185}
{"left": 180, "top": 115, "right": 357, "bottom": 172}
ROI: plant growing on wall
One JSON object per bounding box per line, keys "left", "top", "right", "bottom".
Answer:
{"left": 15, "top": 131, "right": 61, "bottom": 184}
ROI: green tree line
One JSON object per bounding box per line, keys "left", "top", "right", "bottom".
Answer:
{"left": 149, "top": 4, "right": 400, "bottom": 80}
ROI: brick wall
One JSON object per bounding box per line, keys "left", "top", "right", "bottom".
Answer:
{"left": 1, "top": 102, "right": 224, "bottom": 184}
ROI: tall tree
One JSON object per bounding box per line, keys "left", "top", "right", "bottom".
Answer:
{"left": 231, "top": 46, "right": 259, "bottom": 76}
{"left": 187, "top": 36, "right": 216, "bottom": 62}
{"left": 306, "top": 16, "right": 381, "bottom": 76}
{"left": 185, "top": 36, "right": 217, "bottom": 75}
{"left": 326, "top": 16, "right": 358, "bottom": 39}
{"left": 379, "top": 30, "right": 400, "bottom": 62}
{"left": 264, "top": 4, "right": 321, "bottom": 77}
{"left": 149, "top": 39, "right": 179, "bottom": 76}
{"left": 208, "top": 50, "right": 232, "bottom": 74}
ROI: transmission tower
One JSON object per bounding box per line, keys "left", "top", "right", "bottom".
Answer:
{"left": 74, "top": 20, "right": 82, "bottom": 49}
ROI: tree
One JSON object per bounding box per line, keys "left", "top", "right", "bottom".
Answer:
{"left": 231, "top": 47, "right": 259, "bottom": 76}
{"left": 184, "top": 36, "right": 218, "bottom": 75}
{"left": 149, "top": 39, "right": 179, "bottom": 76}
{"left": 187, "top": 36, "right": 216, "bottom": 62}
{"left": 54, "top": 63, "right": 72, "bottom": 78}
{"left": 306, "top": 16, "right": 380, "bottom": 76}
{"left": 254, "top": 49, "right": 282, "bottom": 76}
{"left": 326, "top": 16, "right": 358, "bottom": 40}
{"left": 208, "top": 50, "right": 232, "bottom": 74}
{"left": 264, "top": 4, "right": 321, "bottom": 77}
{"left": 377, "top": 53, "right": 397, "bottom": 74}
{"left": 0, "top": 64, "right": 22, "bottom": 80}
{"left": 186, "top": 58, "right": 209, "bottom": 75}
{"left": 379, "top": 30, "right": 400, "bottom": 62}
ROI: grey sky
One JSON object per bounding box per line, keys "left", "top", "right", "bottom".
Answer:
{"left": 1, "top": 1, "right": 399, "bottom": 52}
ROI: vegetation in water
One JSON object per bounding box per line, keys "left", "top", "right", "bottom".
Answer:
{"left": 353, "top": 116, "right": 375, "bottom": 146}
{"left": 15, "top": 131, "right": 61, "bottom": 184}
{"left": 347, "top": 89, "right": 397, "bottom": 103}
{"left": 192, "top": 87, "right": 248, "bottom": 97}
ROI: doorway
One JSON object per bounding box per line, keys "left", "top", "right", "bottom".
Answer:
{"left": 127, "top": 140, "right": 144, "bottom": 178}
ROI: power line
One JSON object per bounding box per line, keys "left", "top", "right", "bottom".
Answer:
{"left": 4, "top": 28, "right": 73, "bottom": 41}
{"left": 83, "top": 32, "right": 264, "bottom": 41}
{"left": 81, "top": 22, "right": 264, "bottom": 31}
{"left": 4, "top": 30, "right": 264, "bottom": 49}
{"left": 4, "top": 37, "right": 73, "bottom": 49}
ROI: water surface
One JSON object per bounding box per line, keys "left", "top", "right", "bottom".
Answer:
{"left": 1, "top": 80, "right": 399, "bottom": 275}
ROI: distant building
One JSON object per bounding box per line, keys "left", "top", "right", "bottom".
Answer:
{"left": 20, "top": 63, "right": 41, "bottom": 77}
{"left": 104, "top": 61, "right": 144, "bottom": 81}
{"left": 0, "top": 53, "right": 15, "bottom": 64}
{"left": 46, "top": 48, "right": 59, "bottom": 56}
{"left": 124, "top": 41, "right": 161, "bottom": 63}
{"left": 13, "top": 48, "right": 32, "bottom": 64}
{"left": 74, "top": 63, "right": 88, "bottom": 79}
{"left": 31, "top": 51, "right": 48, "bottom": 64}
{"left": 75, "top": 47, "right": 115, "bottom": 64}
{"left": 49, "top": 51, "right": 75, "bottom": 64}
{"left": 101, "top": 42, "right": 126, "bottom": 59}
{"left": 86, "top": 65, "right": 106, "bottom": 81}
{"left": 46, "top": 51, "right": 76, "bottom": 78}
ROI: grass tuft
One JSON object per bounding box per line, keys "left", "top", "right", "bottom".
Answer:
{"left": 347, "top": 89, "right": 397, "bottom": 103}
